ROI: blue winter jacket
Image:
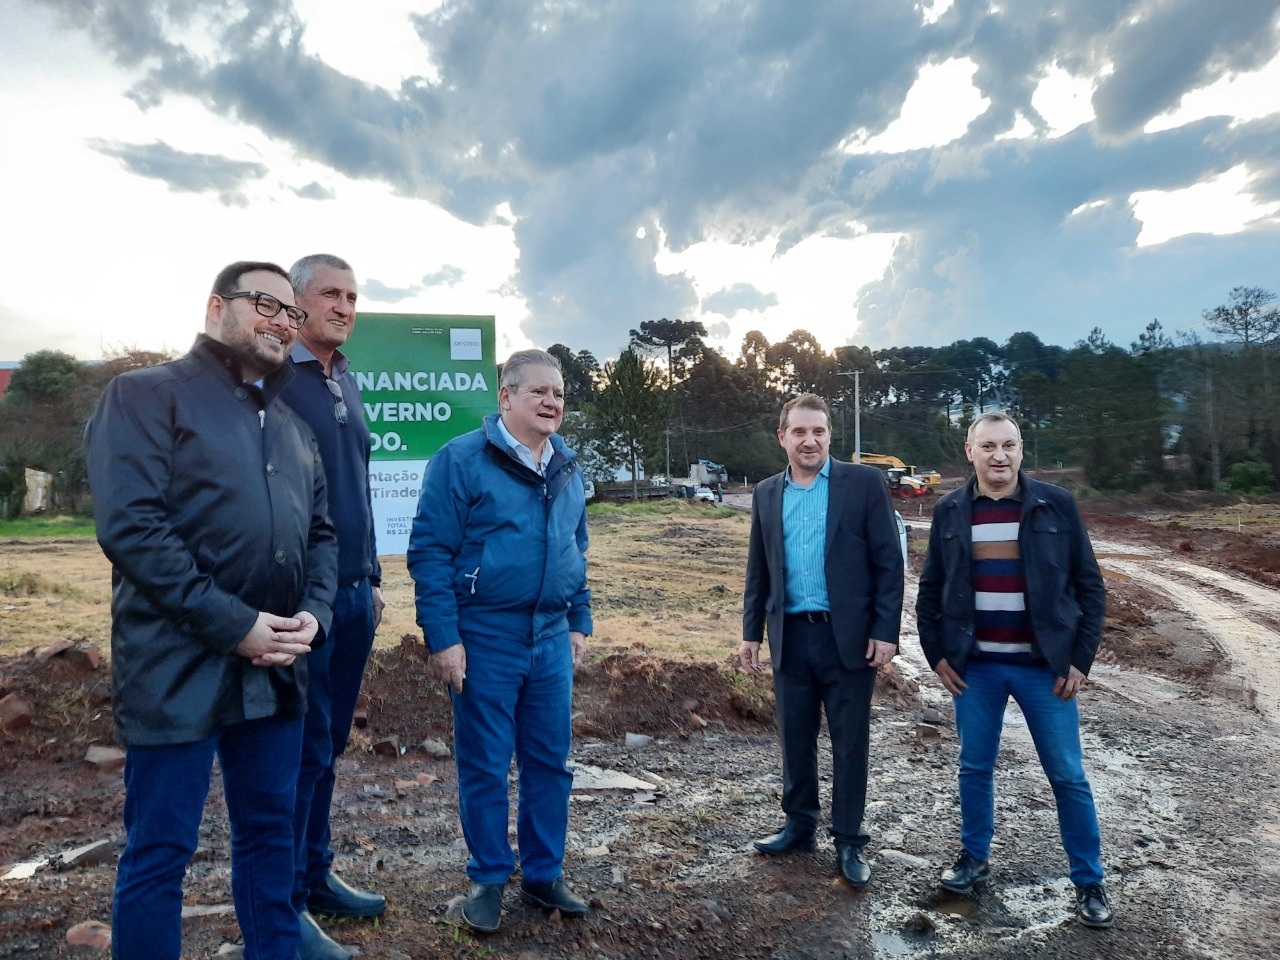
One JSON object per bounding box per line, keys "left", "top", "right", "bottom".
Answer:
{"left": 407, "top": 414, "right": 592, "bottom": 652}
{"left": 915, "top": 472, "right": 1106, "bottom": 679}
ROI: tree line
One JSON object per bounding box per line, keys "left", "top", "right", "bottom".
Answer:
{"left": 1, "top": 286, "right": 1275, "bottom": 516}
{"left": 560, "top": 286, "right": 1280, "bottom": 495}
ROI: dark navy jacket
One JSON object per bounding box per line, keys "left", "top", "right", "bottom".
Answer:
{"left": 85, "top": 336, "right": 338, "bottom": 746}
{"left": 279, "top": 344, "right": 381, "bottom": 587}
{"left": 916, "top": 472, "right": 1106, "bottom": 679}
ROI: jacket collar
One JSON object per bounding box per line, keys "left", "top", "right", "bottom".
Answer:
{"left": 481, "top": 412, "right": 575, "bottom": 474}
{"left": 190, "top": 334, "right": 295, "bottom": 402}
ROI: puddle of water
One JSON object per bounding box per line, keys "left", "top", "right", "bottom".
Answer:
{"left": 870, "top": 930, "right": 918, "bottom": 958}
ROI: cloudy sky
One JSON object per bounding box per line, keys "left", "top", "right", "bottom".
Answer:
{"left": 3, "top": 0, "right": 1279, "bottom": 367}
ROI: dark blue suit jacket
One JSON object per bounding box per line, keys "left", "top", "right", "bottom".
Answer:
{"left": 743, "top": 458, "right": 904, "bottom": 671}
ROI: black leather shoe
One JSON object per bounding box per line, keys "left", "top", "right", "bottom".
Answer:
{"left": 521, "top": 877, "right": 589, "bottom": 918}
{"left": 461, "top": 883, "right": 505, "bottom": 933}
{"left": 940, "top": 851, "right": 989, "bottom": 894}
{"left": 753, "top": 822, "right": 817, "bottom": 855}
{"left": 836, "top": 844, "right": 872, "bottom": 888}
{"left": 306, "top": 871, "right": 387, "bottom": 919}
{"left": 1075, "top": 883, "right": 1114, "bottom": 929}
{"left": 297, "top": 911, "right": 354, "bottom": 960}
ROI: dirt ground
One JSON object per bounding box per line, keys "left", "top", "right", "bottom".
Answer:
{"left": 3, "top": 489, "right": 1280, "bottom": 959}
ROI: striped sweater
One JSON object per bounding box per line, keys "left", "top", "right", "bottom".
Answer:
{"left": 970, "top": 497, "right": 1040, "bottom": 663}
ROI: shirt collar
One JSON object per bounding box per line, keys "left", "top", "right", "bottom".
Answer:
{"left": 972, "top": 479, "right": 1022, "bottom": 502}
{"left": 496, "top": 415, "right": 555, "bottom": 471}
{"left": 289, "top": 340, "right": 349, "bottom": 376}
{"left": 785, "top": 456, "right": 831, "bottom": 488}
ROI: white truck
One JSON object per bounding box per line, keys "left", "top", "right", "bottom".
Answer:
{"left": 688, "top": 459, "right": 728, "bottom": 485}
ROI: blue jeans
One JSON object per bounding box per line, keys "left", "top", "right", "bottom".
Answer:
{"left": 451, "top": 630, "right": 574, "bottom": 885}
{"left": 953, "top": 660, "right": 1104, "bottom": 886}
{"left": 293, "top": 578, "right": 376, "bottom": 907}
{"left": 112, "top": 714, "right": 304, "bottom": 960}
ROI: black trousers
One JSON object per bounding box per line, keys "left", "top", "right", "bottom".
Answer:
{"left": 773, "top": 615, "right": 876, "bottom": 847}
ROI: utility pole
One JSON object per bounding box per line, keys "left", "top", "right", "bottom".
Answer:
{"left": 665, "top": 428, "right": 671, "bottom": 481}
{"left": 838, "top": 369, "right": 862, "bottom": 461}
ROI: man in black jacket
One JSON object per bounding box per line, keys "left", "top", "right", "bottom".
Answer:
{"left": 85, "top": 261, "right": 338, "bottom": 960}
{"left": 915, "top": 411, "right": 1112, "bottom": 929}
{"left": 739, "top": 393, "right": 904, "bottom": 888}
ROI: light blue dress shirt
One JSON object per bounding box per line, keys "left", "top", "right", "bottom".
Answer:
{"left": 782, "top": 456, "right": 830, "bottom": 614}
{"left": 496, "top": 416, "right": 555, "bottom": 475}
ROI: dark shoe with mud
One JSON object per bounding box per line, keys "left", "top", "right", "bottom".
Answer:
{"left": 306, "top": 871, "right": 387, "bottom": 919}
{"left": 1075, "top": 883, "right": 1114, "bottom": 929}
{"left": 836, "top": 844, "right": 872, "bottom": 888}
{"left": 753, "top": 822, "right": 817, "bottom": 855}
{"left": 461, "top": 883, "right": 505, "bottom": 933}
{"left": 297, "top": 910, "right": 354, "bottom": 960}
{"left": 940, "top": 851, "right": 989, "bottom": 894}
{"left": 521, "top": 878, "right": 589, "bottom": 918}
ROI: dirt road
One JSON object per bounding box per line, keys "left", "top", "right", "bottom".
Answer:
{"left": 2, "top": 504, "right": 1280, "bottom": 959}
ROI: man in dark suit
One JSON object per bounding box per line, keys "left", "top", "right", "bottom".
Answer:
{"left": 739, "top": 393, "right": 904, "bottom": 887}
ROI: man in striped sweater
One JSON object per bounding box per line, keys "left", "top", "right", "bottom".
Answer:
{"left": 915, "top": 411, "right": 1113, "bottom": 929}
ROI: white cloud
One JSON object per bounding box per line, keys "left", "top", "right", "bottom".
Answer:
{"left": 1145, "top": 47, "right": 1280, "bottom": 134}
{"left": 292, "top": 0, "right": 442, "bottom": 89}
{"left": 844, "top": 58, "right": 990, "bottom": 155}
{"left": 656, "top": 227, "right": 901, "bottom": 353}
{"left": 919, "top": 0, "right": 955, "bottom": 27}
{"left": 1031, "top": 63, "right": 1097, "bottom": 138}
{"left": 1131, "top": 164, "right": 1280, "bottom": 247}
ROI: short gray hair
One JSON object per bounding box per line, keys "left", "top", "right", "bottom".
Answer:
{"left": 966, "top": 410, "right": 1022, "bottom": 442}
{"left": 290, "top": 254, "right": 355, "bottom": 295}
{"left": 500, "top": 349, "right": 563, "bottom": 389}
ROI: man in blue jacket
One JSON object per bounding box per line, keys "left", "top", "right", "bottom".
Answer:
{"left": 915, "top": 411, "right": 1113, "bottom": 929}
{"left": 85, "top": 261, "right": 338, "bottom": 960}
{"left": 407, "top": 348, "right": 592, "bottom": 934}
{"left": 279, "top": 254, "right": 385, "bottom": 960}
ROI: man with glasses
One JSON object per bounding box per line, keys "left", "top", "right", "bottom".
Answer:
{"left": 278, "top": 254, "right": 385, "bottom": 960}
{"left": 407, "top": 349, "right": 592, "bottom": 934}
{"left": 85, "top": 261, "right": 337, "bottom": 960}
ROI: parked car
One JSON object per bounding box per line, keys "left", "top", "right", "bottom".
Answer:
{"left": 893, "top": 510, "right": 908, "bottom": 567}
{"left": 693, "top": 485, "right": 716, "bottom": 502}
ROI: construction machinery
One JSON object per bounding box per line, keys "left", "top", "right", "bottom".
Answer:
{"left": 851, "top": 452, "right": 938, "bottom": 496}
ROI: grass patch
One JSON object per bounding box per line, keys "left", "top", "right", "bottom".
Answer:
{"left": 0, "top": 568, "right": 79, "bottom": 597}
{"left": 0, "top": 515, "right": 96, "bottom": 538}
{"left": 588, "top": 499, "right": 739, "bottom": 521}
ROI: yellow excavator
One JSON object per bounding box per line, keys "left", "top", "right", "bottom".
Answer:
{"left": 851, "top": 453, "right": 940, "bottom": 496}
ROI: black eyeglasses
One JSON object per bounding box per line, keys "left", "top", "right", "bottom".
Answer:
{"left": 324, "top": 377, "right": 348, "bottom": 426}
{"left": 221, "top": 291, "right": 308, "bottom": 329}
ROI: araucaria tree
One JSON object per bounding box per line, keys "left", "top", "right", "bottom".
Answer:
{"left": 588, "top": 348, "right": 671, "bottom": 499}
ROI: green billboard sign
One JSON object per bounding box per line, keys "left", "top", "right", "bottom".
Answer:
{"left": 342, "top": 313, "right": 497, "bottom": 554}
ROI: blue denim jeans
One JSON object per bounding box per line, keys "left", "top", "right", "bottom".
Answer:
{"left": 112, "top": 713, "right": 304, "bottom": 960}
{"left": 293, "top": 578, "right": 376, "bottom": 907}
{"left": 451, "top": 630, "right": 574, "bottom": 885}
{"left": 953, "top": 660, "right": 1104, "bottom": 886}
